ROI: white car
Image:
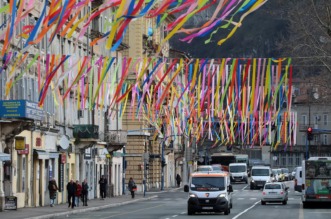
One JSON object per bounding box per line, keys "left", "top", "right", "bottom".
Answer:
{"left": 261, "top": 182, "right": 289, "bottom": 205}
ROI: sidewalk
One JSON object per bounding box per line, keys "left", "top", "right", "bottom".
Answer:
{"left": 0, "top": 188, "right": 180, "bottom": 219}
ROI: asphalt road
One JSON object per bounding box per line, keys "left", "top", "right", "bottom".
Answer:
{"left": 55, "top": 181, "right": 331, "bottom": 219}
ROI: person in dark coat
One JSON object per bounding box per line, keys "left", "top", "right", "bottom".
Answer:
{"left": 48, "top": 178, "right": 58, "bottom": 207}
{"left": 67, "top": 179, "right": 77, "bottom": 209}
{"left": 99, "top": 175, "right": 107, "bottom": 200}
{"left": 128, "top": 177, "right": 136, "bottom": 199}
{"left": 81, "top": 179, "right": 89, "bottom": 206}
{"left": 176, "top": 174, "right": 182, "bottom": 187}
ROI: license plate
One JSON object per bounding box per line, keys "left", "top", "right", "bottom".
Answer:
{"left": 257, "top": 184, "right": 263, "bottom": 186}
{"left": 269, "top": 192, "right": 277, "bottom": 194}
{"left": 202, "top": 207, "right": 213, "bottom": 210}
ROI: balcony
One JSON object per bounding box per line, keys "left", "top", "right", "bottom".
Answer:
{"left": 73, "top": 125, "right": 99, "bottom": 139}
{"left": 104, "top": 130, "right": 127, "bottom": 152}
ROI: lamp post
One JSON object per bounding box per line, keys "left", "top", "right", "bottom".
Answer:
{"left": 306, "top": 89, "right": 319, "bottom": 160}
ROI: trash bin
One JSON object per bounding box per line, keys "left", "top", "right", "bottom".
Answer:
{"left": 108, "top": 184, "right": 114, "bottom": 197}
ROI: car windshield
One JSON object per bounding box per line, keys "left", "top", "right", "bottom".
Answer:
{"left": 191, "top": 177, "right": 225, "bottom": 191}
{"left": 282, "top": 169, "right": 289, "bottom": 173}
{"left": 252, "top": 169, "right": 269, "bottom": 176}
{"left": 230, "top": 165, "right": 246, "bottom": 172}
{"left": 265, "top": 184, "right": 281, "bottom": 189}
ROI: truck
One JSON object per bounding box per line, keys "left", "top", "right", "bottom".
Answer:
{"left": 184, "top": 171, "right": 233, "bottom": 215}
{"left": 302, "top": 157, "right": 331, "bottom": 208}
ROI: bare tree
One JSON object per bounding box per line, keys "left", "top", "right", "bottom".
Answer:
{"left": 277, "top": 0, "right": 331, "bottom": 77}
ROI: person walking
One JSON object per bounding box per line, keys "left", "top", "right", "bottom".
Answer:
{"left": 128, "top": 177, "right": 136, "bottom": 199}
{"left": 99, "top": 175, "right": 107, "bottom": 200}
{"left": 75, "top": 180, "right": 82, "bottom": 207}
{"left": 81, "top": 179, "right": 89, "bottom": 206}
{"left": 176, "top": 174, "right": 182, "bottom": 187}
{"left": 67, "top": 179, "right": 77, "bottom": 209}
{"left": 48, "top": 178, "right": 58, "bottom": 207}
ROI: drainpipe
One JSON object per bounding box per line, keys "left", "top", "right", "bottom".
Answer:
{"left": 0, "top": 125, "right": 4, "bottom": 211}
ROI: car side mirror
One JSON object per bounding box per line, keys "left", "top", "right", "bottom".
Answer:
{"left": 285, "top": 187, "right": 289, "bottom": 191}
{"left": 270, "top": 173, "right": 273, "bottom": 177}
{"left": 184, "top": 185, "right": 189, "bottom": 192}
{"left": 228, "top": 185, "right": 233, "bottom": 193}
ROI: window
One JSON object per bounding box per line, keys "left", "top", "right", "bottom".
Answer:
{"left": 281, "top": 154, "right": 286, "bottom": 166}
{"left": 17, "top": 156, "right": 26, "bottom": 192}
{"left": 324, "top": 114, "right": 328, "bottom": 125}
{"left": 295, "top": 154, "right": 301, "bottom": 166}
{"left": 323, "top": 134, "right": 327, "bottom": 145}
{"left": 288, "top": 156, "right": 293, "bottom": 165}
{"left": 302, "top": 115, "right": 307, "bottom": 125}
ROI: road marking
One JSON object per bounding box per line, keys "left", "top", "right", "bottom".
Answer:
{"left": 242, "top": 185, "right": 248, "bottom": 190}
{"left": 99, "top": 204, "right": 165, "bottom": 219}
{"left": 172, "top": 215, "right": 178, "bottom": 217}
{"left": 232, "top": 201, "right": 260, "bottom": 219}
{"left": 180, "top": 212, "right": 186, "bottom": 214}
{"left": 237, "top": 198, "right": 245, "bottom": 200}
{"left": 249, "top": 198, "right": 257, "bottom": 200}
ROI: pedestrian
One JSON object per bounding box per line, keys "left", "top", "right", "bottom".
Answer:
{"left": 176, "top": 174, "right": 182, "bottom": 187}
{"left": 75, "top": 180, "right": 82, "bottom": 207}
{"left": 82, "top": 179, "right": 89, "bottom": 206}
{"left": 99, "top": 175, "right": 107, "bottom": 200}
{"left": 128, "top": 177, "right": 136, "bottom": 199}
{"left": 67, "top": 179, "right": 77, "bottom": 209}
{"left": 48, "top": 178, "right": 58, "bottom": 207}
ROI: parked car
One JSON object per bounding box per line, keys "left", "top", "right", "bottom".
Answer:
{"left": 261, "top": 182, "right": 289, "bottom": 205}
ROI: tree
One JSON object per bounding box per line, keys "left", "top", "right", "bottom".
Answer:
{"left": 277, "top": 0, "right": 331, "bottom": 76}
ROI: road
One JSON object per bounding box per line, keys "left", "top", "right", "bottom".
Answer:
{"left": 55, "top": 181, "right": 331, "bottom": 219}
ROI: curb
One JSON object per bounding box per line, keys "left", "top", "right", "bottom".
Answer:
{"left": 25, "top": 195, "right": 158, "bottom": 219}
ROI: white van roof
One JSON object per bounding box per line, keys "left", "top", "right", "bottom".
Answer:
{"left": 229, "top": 163, "right": 247, "bottom": 166}
{"left": 308, "top": 157, "right": 331, "bottom": 161}
{"left": 251, "top": 165, "right": 270, "bottom": 169}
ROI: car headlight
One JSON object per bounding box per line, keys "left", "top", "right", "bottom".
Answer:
{"left": 251, "top": 180, "right": 255, "bottom": 183}
{"left": 189, "top": 193, "right": 197, "bottom": 198}
{"left": 218, "top": 194, "right": 226, "bottom": 198}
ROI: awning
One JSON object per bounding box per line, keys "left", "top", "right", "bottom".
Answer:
{"left": 0, "top": 152, "right": 11, "bottom": 161}
{"left": 34, "top": 150, "right": 49, "bottom": 160}
{"left": 49, "top": 152, "right": 60, "bottom": 159}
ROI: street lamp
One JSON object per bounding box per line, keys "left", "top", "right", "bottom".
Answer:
{"left": 305, "top": 89, "right": 319, "bottom": 160}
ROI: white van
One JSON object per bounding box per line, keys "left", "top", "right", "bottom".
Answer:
{"left": 184, "top": 172, "right": 233, "bottom": 215}
{"left": 229, "top": 163, "right": 248, "bottom": 183}
{"left": 294, "top": 166, "right": 302, "bottom": 192}
{"left": 250, "top": 166, "right": 272, "bottom": 190}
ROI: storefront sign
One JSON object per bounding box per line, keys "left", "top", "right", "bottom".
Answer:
{"left": 5, "top": 196, "right": 17, "bottom": 210}
{"left": 0, "top": 100, "right": 44, "bottom": 121}
{"left": 15, "top": 137, "right": 25, "bottom": 150}
{"left": 17, "top": 144, "right": 29, "bottom": 155}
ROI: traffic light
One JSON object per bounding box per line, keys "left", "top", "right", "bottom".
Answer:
{"left": 307, "top": 127, "right": 314, "bottom": 141}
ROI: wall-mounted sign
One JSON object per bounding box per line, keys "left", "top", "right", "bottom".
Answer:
{"left": 17, "top": 144, "right": 29, "bottom": 155}
{"left": 15, "top": 137, "right": 25, "bottom": 150}
{"left": 36, "top": 137, "right": 42, "bottom": 147}
{"left": 58, "top": 162, "right": 64, "bottom": 192}
{"left": 0, "top": 100, "right": 44, "bottom": 121}
{"left": 61, "top": 153, "right": 66, "bottom": 164}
